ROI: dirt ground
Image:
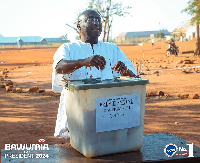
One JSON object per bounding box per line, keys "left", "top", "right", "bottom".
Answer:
{"left": 0, "top": 39, "right": 200, "bottom": 158}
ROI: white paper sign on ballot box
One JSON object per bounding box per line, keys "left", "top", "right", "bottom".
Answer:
{"left": 96, "top": 94, "right": 140, "bottom": 133}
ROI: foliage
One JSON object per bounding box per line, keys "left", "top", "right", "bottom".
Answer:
{"left": 60, "top": 34, "right": 70, "bottom": 43}
{"left": 182, "top": 0, "right": 200, "bottom": 25}
{"left": 65, "top": 0, "right": 131, "bottom": 42}
{"left": 182, "top": 0, "right": 200, "bottom": 56}
{"left": 108, "top": 38, "right": 116, "bottom": 43}
{"left": 170, "top": 33, "right": 178, "bottom": 40}
{"left": 87, "top": 0, "right": 132, "bottom": 42}
{"left": 155, "top": 32, "right": 165, "bottom": 38}
{"left": 75, "top": 35, "right": 80, "bottom": 40}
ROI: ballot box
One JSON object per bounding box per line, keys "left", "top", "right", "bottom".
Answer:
{"left": 62, "top": 77, "right": 149, "bottom": 157}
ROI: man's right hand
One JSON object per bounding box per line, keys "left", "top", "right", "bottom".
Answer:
{"left": 84, "top": 55, "right": 106, "bottom": 70}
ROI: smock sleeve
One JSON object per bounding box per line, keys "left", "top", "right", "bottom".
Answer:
{"left": 52, "top": 44, "right": 71, "bottom": 92}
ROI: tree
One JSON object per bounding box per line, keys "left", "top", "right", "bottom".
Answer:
{"left": 182, "top": 0, "right": 200, "bottom": 56}
{"left": 60, "top": 34, "right": 70, "bottom": 43}
{"left": 170, "top": 33, "right": 178, "bottom": 40}
{"left": 75, "top": 35, "right": 80, "bottom": 40}
{"left": 87, "top": 0, "right": 132, "bottom": 42}
{"left": 155, "top": 32, "right": 165, "bottom": 38}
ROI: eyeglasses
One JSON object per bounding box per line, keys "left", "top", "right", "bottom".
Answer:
{"left": 86, "top": 17, "right": 101, "bottom": 23}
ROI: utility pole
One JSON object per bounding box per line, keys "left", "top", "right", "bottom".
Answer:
{"left": 159, "top": 22, "right": 161, "bottom": 39}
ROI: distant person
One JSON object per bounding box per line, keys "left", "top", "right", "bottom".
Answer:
{"left": 152, "top": 38, "right": 154, "bottom": 46}
{"left": 169, "top": 39, "right": 177, "bottom": 50}
{"left": 169, "top": 38, "right": 179, "bottom": 53}
{"left": 52, "top": 9, "right": 137, "bottom": 138}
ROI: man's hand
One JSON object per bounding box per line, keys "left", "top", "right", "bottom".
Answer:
{"left": 84, "top": 55, "right": 106, "bottom": 70}
{"left": 112, "top": 61, "right": 136, "bottom": 77}
{"left": 55, "top": 55, "right": 106, "bottom": 74}
{"left": 112, "top": 61, "right": 127, "bottom": 74}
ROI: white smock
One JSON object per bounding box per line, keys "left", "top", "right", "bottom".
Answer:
{"left": 52, "top": 40, "right": 137, "bottom": 138}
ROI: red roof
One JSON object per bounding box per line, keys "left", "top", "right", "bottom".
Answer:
{"left": 116, "top": 32, "right": 127, "bottom": 38}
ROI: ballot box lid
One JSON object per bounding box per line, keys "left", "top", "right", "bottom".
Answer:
{"left": 61, "top": 77, "right": 149, "bottom": 90}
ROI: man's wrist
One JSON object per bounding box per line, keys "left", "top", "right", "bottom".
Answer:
{"left": 79, "top": 58, "right": 88, "bottom": 67}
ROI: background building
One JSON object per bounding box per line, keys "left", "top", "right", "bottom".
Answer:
{"left": 115, "top": 30, "right": 171, "bottom": 45}
{"left": 0, "top": 35, "right": 63, "bottom": 48}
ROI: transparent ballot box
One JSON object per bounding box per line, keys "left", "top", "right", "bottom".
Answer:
{"left": 61, "top": 77, "right": 149, "bottom": 157}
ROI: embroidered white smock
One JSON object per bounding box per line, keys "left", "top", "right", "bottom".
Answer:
{"left": 52, "top": 40, "right": 137, "bottom": 138}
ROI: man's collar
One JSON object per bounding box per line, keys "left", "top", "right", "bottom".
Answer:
{"left": 78, "top": 40, "right": 100, "bottom": 46}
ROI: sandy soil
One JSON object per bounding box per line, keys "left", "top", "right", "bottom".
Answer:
{"left": 0, "top": 40, "right": 200, "bottom": 158}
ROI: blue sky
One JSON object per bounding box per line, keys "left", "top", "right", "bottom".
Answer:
{"left": 0, "top": 0, "right": 192, "bottom": 41}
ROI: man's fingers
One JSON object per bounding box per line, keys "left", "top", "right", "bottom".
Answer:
{"left": 98, "top": 57, "right": 106, "bottom": 70}
{"left": 99, "top": 55, "right": 106, "bottom": 65}
{"left": 92, "top": 60, "right": 100, "bottom": 70}
{"left": 95, "top": 58, "right": 104, "bottom": 70}
{"left": 116, "top": 66, "right": 120, "bottom": 73}
{"left": 91, "top": 55, "right": 106, "bottom": 70}
{"left": 112, "top": 62, "right": 120, "bottom": 70}
{"left": 112, "top": 61, "right": 127, "bottom": 74}
{"left": 117, "top": 65, "right": 125, "bottom": 73}
{"left": 92, "top": 58, "right": 102, "bottom": 70}
{"left": 96, "top": 55, "right": 106, "bottom": 70}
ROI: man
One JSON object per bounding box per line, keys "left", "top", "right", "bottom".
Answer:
{"left": 52, "top": 9, "right": 137, "bottom": 138}
{"left": 151, "top": 38, "right": 154, "bottom": 46}
{"left": 169, "top": 39, "right": 177, "bottom": 51}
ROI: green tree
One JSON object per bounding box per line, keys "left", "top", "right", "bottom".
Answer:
{"left": 75, "top": 35, "right": 80, "bottom": 40}
{"left": 60, "top": 34, "right": 70, "bottom": 43}
{"left": 155, "top": 32, "right": 165, "bottom": 38}
{"left": 170, "top": 32, "right": 178, "bottom": 40}
{"left": 182, "top": 0, "right": 200, "bottom": 56}
{"left": 87, "top": 0, "right": 132, "bottom": 42}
